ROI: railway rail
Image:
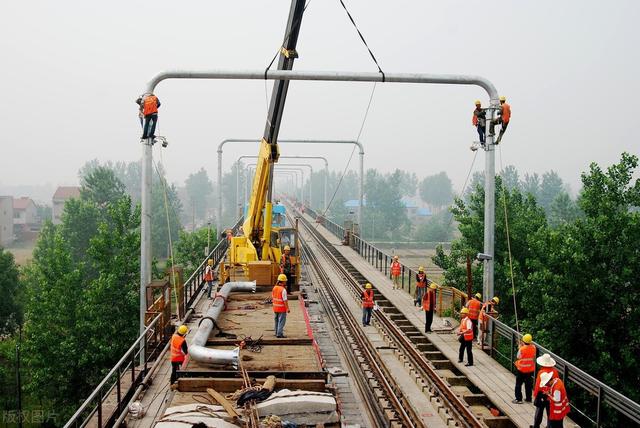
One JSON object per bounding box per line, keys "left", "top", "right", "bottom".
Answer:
{"left": 291, "top": 206, "right": 518, "bottom": 428}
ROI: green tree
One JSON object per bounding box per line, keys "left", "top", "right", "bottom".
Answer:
{"left": 174, "top": 227, "right": 212, "bottom": 278}
{"left": 419, "top": 172, "right": 454, "bottom": 210}
{"left": 548, "top": 191, "right": 581, "bottom": 227}
{"left": 364, "top": 169, "right": 409, "bottom": 240}
{"left": 501, "top": 165, "right": 521, "bottom": 192}
{"left": 152, "top": 178, "right": 182, "bottom": 259}
{"left": 0, "top": 248, "right": 21, "bottom": 334}
{"left": 80, "top": 166, "right": 127, "bottom": 206}
{"left": 185, "top": 168, "right": 214, "bottom": 224}
{"left": 415, "top": 211, "right": 454, "bottom": 242}
{"left": 396, "top": 170, "right": 418, "bottom": 197}
{"left": 521, "top": 172, "right": 540, "bottom": 199}
{"left": 538, "top": 170, "right": 565, "bottom": 214}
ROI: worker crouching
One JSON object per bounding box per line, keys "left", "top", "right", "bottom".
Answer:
{"left": 272, "top": 274, "right": 290, "bottom": 338}
{"left": 361, "top": 283, "right": 374, "bottom": 326}
{"left": 457, "top": 307, "right": 474, "bottom": 366}
{"left": 170, "top": 325, "right": 189, "bottom": 386}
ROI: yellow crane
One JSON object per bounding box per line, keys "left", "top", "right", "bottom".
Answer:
{"left": 220, "top": 0, "right": 305, "bottom": 288}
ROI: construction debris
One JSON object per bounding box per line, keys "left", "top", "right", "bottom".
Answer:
{"left": 255, "top": 389, "right": 339, "bottom": 425}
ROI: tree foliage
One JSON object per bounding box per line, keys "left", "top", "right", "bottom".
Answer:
{"left": 0, "top": 248, "right": 21, "bottom": 334}
{"left": 363, "top": 169, "right": 409, "bottom": 240}
{"left": 185, "top": 168, "right": 214, "bottom": 225}
{"left": 174, "top": 227, "right": 213, "bottom": 279}
{"left": 21, "top": 173, "right": 140, "bottom": 422}
{"left": 419, "top": 172, "right": 454, "bottom": 208}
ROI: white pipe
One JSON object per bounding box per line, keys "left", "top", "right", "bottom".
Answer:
{"left": 189, "top": 281, "right": 256, "bottom": 368}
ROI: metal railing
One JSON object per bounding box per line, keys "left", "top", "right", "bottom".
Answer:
{"left": 304, "top": 206, "right": 640, "bottom": 427}
{"left": 63, "top": 314, "right": 163, "bottom": 428}
{"left": 65, "top": 218, "right": 243, "bottom": 428}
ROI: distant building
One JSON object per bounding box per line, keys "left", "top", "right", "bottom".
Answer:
{"left": 13, "top": 197, "right": 38, "bottom": 231}
{"left": 0, "top": 196, "right": 14, "bottom": 246}
{"left": 52, "top": 186, "right": 81, "bottom": 225}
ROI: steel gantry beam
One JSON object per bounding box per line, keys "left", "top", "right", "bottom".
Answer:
{"left": 247, "top": 164, "right": 307, "bottom": 204}
{"left": 217, "top": 139, "right": 364, "bottom": 239}
{"left": 141, "top": 68, "right": 500, "bottom": 339}
{"left": 236, "top": 155, "right": 329, "bottom": 213}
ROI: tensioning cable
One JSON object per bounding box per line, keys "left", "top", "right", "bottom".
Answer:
{"left": 498, "top": 144, "right": 520, "bottom": 332}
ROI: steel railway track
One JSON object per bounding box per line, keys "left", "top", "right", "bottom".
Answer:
{"left": 293, "top": 209, "right": 517, "bottom": 428}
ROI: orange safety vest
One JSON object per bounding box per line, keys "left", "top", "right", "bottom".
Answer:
{"left": 515, "top": 344, "right": 536, "bottom": 373}
{"left": 459, "top": 317, "right": 474, "bottom": 341}
{"left": 280, "top": 254, "right": 292, "bottom": 273}
{"left": 204, "top": 265, "right": 213, "bottom": 281}
{"left": 170, "top": 333, "right": 186, "bottom": 363}
{"left": 548, "top": 378, "right": 570, "bottom": 420}
{"left": 466, "top": 298, "right": 482, "bottom": 320}
{"left": 272, "top": 285, "right": 287, "bottom": 313}
{"left": 362, "top": 289, "right": 374, "bottom": 309}
{"left": 534, "top": 367, "right": 559, "bottom": 397}
{"left": 422, "top": 289, "right": 436, "bottom": 311}
{"left": 479, "top": 301, "right": 497, "bottom": 323}
{"left": 143, "top": 95, "right": 158, "bottom": 116}
{"left": 391, "top": 261, "right": 401, "bottom": 276}
{"left": 416, "top": 273, "right": 427, "bottom": 288}
{"left": 501, "top": 103, "right": 511, "bottom": 123}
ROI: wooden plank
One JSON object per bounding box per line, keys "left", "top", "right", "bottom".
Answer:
{"left": 207, "top": 388, "right": 240, "bottom": 419}
{"left": 206, "top": 338, "right": 313, "bottom": 346}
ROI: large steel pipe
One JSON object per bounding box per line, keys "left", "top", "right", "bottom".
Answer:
{"left": 189, "top": 281, "right": 256, "bottom": 368}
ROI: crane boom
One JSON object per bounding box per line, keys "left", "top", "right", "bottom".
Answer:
{"left": 243, "top": 0, "right": 306, "bottom": 260}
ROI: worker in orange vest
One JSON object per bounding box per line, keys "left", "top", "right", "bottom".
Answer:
{"left": 543, "top": 373, "right": 570, "bottom": 428}
{"left": 457, "top": 307, "right": 474, "bottom": 366}
{"left": 478, "top": 296, "right": 499, "bottom": 348}
{"left": 170, "top": 325, "right": 189, "bottom": 385}
{"left": 279, "top": 245, "right": 294, "bottom": 293}
{"left": 421, "top": 283, "right": 437, "bottom": 333}
{"left": 532, "top": 353, "right": 560, "bottom": 428}
{"left": 513, "top": 333, "right": 536, "bottom": 404}
{"left": 390, "top": 256, "right": 402, "bottom": 290}
{"left": 414, "top": 266, "right": 428, "bottom": 306}
{"left": 361, "top": 283, "right": 375, "bottom": 326}
{"left": 136, "top": 92, "right": 161, "bottom": 140}
{"left": 492, "top": 96, "right": 511, "bottom": 144}
{"left": 272, "top": 274, "right": 290, "bottom": 338}
{"left": 204, "top": 259, "right": 215, "bottom": 299}
{"left": 472, "top": 100, "right": 487, "bottom": 147}
{"left": 465, "top": 292, "right": 482, "bottom": 340}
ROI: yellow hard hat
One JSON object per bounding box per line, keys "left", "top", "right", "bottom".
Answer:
{"left": 277, "top": 273, "right": 288, "bottom": 282}
{"left": 474, "top": 293, "right": 482, "bottom": 299}
{"left": 492, "top": 296, "right": 500, "bottom": 304}
{"left": 365, "top": 283, "right": 372, "bottom": 289}
{"left": 429, "top": 283, "right": 437, "bottom": 289}
{"left": 284, "top": 245, "right": 290, "bottom": 251}
{"left": 499, "top": 96, "right": 506, "bottom": 102}
{"left": 207, "top": 259, "right": 213, "bottom": 266}
{"left": 460, "top": 307, "right": 469, "bottom": 315}
{"left": 418, "top": 266, "right": 424, "bottom": 272}
{"left": 522, "top": 333, "right": 533, "bottom": 344}
{"left": 177, "top": 325, "right": 188, "bottom": 335}
{"left": 474, "top": 100, "right": 481, "bottom": 106}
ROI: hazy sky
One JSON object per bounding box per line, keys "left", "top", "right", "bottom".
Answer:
{"left": 1, "top": 0, "right": 639, "bottom": 198}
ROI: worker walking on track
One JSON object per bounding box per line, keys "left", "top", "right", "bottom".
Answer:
{"left": 478, "top": 296, "right": 499, "bottom": 347}
{"left": 280, "top": 245, "right": 294, "bottom": 293}
{"left": 532, "top": 353, "right": 560, "bottom": 428}
{"left": 457, "top": 307, "right": 474, "bottom": 366}
{"left": 390, "top": 256, "right": 402, "bottom": 290}
{"left": 204, "top": 259, "right": 215, "bottom": 299}
{"left": 421, "top": 283, "right": 437, "bottom": 333}
{"left": 465, "top": 293, "right": 482, "bottom": 340}
{"left": 491, "top": 96, "right": 511, "bottom": 144}
{"left": 170, "top": 325, "right": 189, "bottom": 386}
{"left": 414, "top": 266, "right": 428, "bottom": 306}
{"left": 361, "top": 283, "right": 375, "bottom": 326}
{"left": 542, "top": 372, "right": 570, "bottom": 428}
{"left": 472, "top": 100, "right": 487, "bottom": 146}
{"left": 272, "top": 274, "right": 290, "bottom": 338}
{"left": 513, "top": 333, "right": 536, "bottom": 404}
{"left": 136, "top": 92, "right": 161, "bottom": 140}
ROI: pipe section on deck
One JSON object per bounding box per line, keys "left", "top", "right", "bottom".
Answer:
{"left": 189, "top": 281, "right": 256, "bottom": 368}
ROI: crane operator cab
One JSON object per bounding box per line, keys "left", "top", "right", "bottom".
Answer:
{"left": 271, "top": 227, "right": 300, "bottom": 292}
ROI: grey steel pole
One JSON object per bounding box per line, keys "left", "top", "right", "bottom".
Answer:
{"left": 359, "top": 151, "right": 364, "bottom": 229}
{"left": 276, "top": 163, "right": 312, "bottom": 206}
{"left": 217, "top": 148, "right": 222, "bottom": 239}
{"left": 144, "top": 68, "right": 499, "bottom": 332}
{"left": 249, "top": 164, "right": 304, "bottom": 202}
{"left": 235, "top": 160, "right": 240, "bottom": 219}
{"left": 140, "top": 140, "right": 152, "bottom": 337}
{"left": 483, "top": 103, "right": 498, "bottom": 349}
